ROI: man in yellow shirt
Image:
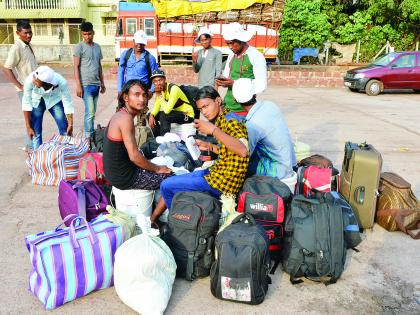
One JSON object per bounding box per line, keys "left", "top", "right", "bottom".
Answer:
{"left": 148, "top": 69, "right": 195, "bottom": 136}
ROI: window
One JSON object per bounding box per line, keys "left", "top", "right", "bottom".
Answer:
{"left": 105, "top": 18, "right": 116, "bottom": 36}
{"left": 126, "top": 18, "right": 137, "bottom": 35}
{"left": 33, "top": 19, "right": 48, "bottom": 36}
{"left": 144, "top": 18, "right": 155, "bottom": 37}
{"left": 392, "top": 54, "right": 415, "bottom": 68}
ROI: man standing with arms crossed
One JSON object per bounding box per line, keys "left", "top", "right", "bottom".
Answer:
{"left": 3, "top": 20, "right": 38, "bottom": 149}
{"left": 73, "top": 22, "right": 106, "bottom": 138}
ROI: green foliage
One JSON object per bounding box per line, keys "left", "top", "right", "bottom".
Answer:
{"left": 279, "top": 0, "right": 420, "bottom": 62}
{"left": 279, "top": 0, "right": 331, "bottom": 60}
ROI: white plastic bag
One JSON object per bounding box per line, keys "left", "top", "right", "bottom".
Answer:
{"left": 114, "top": 215, "right": 177, "bottom": 315}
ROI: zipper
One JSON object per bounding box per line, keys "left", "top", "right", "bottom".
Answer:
{"left": 32, "top": 220, "right": 112, "bottom": 246}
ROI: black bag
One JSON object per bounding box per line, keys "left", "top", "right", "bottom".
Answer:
{"left": 163, "top": 192, "right": 221, "bottom": 280}
{"left": 237, "top": 176, "right": 292, "bottom": 271}
{"left": 210, "top": 213, "right": 271, "bottom": 305}
{"left": 140, "top": 138, "right": 159, "bottom": 159}
{"left": 282, "top": 192, "right": 356, "bottom": 285}
{"left": 168, "top": 83, "right": 200, "bottom": 118}
{"left": 90, "top": 124, "right": 106, "bottom": 153}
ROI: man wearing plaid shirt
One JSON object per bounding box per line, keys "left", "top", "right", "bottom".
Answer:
{"left": 151, "top": 86, "right": 249, "bottom": 224}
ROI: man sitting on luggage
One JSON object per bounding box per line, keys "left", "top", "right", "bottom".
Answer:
{"left": 148, "top": 69, "right": 195, "bottom": 136}
{"left": 232, "top": 78, "right": 296, "bottom": 180}
{"left": 150, "top": 86, "right": 249, "bottom": 224}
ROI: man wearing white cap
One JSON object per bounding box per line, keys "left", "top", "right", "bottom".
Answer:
{"left": 216, "top": 22, "right": 267, "bottom": 115}
{"left": 192, "top": 28, "right": 222, "bottom": 88}
{"left": 22, "top": 66, "right": 74, "bottom": 150}
{"left": 117, "top": 30, "right": 158, "bottom": 93}
{"left": 232, "top": 78, "right": 295, "bottom": 181}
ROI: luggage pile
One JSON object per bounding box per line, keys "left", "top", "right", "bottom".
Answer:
{"left": 24, "top": 136, "right": 419, "bottom": 312}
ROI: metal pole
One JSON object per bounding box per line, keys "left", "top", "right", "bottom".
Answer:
{"left": 356, "top": 39, "right": 361, "bottom": 63}
{"left": 325, "top": 47, "right": 329, "bottom": 65}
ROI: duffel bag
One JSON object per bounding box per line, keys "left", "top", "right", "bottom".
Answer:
{"left": 25, "top": 215, "right": 126, "bottom": 309}
{"left": 27, "top": 135, "right": 89, "bottom": 186}
{"left": 58, "top": 179, "right": 108, "bottom": 226}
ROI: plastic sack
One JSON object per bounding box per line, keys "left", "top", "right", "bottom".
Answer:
{"left": 218, "top": 194, "right": 240, "bottom": 232}
{"left": 157, "top": 142, "right": 188, "bottom": 167}
{"left": 114, "top": 215, "right": 177, "bottom": 315}
{"left": 104, "top": 205, "right": 137, "bottom": 240}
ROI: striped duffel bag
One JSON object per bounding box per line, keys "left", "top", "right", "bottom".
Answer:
{"left": 27, "top": 135, "right": 89, "bottom": 186}
{"left": 25, "top": 215, "right": 126, "bottom": 309}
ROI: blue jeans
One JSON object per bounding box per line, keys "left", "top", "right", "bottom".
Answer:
{"left": 82, "top": 85, "right": 100, "bottom": 138}
{"left": 160, "top": 169, "right": 221, "bottom": 210}
{"left": 30, "top": 98, "right": 68, "bottom": 150}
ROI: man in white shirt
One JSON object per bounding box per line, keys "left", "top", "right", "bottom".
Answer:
{"left": 22, "top": 66, "right": 74, "bottom": 149}
{"left": 215, "top": 22, "right": 267, "bottom": 115}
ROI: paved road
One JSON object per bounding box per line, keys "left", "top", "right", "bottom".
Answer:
{"left": 0, "top": 70, "right": 419, "bottom": 314}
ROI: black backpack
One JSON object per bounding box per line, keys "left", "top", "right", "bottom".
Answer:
{"left": 163, "top": 192, "right": 221, "bottom": 280}
{"left": 90, "top": 124, "right": 106, "bottom": 153}
{"left": 282, "top": 192, "right": 361, "bottom": 285}
{"left": 237, "top": 176, "right": 292, "bottom": 272}
{"left": 123, "top": 48, "right": 152, "bottom": 88}
{"left": 168, "top": 83, "right": 200, "bottom": 118}
{"left": 210, "top": 213, "right": 271, "bottom": 305}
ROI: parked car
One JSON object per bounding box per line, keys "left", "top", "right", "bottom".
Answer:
{"left": 344, "top": 51, "right": 420, "bottom": 96}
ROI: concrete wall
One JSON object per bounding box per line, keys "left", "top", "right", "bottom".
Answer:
{"left": 0, "top": 44, "right": 116, "bottom": 62}
{"left": 148, "top": 65, "right": 358, "bottom": 88}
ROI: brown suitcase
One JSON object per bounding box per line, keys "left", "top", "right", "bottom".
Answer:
{"left": 376, "top": 172, "right": 420, "bottom": 239}
{"left": 340, "top": 142, "right": 382, "bottom": 229}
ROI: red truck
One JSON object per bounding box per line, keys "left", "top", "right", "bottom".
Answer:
{"left": 115, "top": 1, "right": 281, "bottom": 64}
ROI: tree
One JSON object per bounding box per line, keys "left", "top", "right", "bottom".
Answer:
{"left": 279, "top": 0, "right": 331, "bottom": 59}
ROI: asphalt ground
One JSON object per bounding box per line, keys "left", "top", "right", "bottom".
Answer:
{"left": 0, "top": 68, "right": 419, "bottom": 314}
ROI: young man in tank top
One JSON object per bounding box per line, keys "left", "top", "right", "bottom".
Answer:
{"left": 103, "top": 80, "right": 172, "bottom": 193}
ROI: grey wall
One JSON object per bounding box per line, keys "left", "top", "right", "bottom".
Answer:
{"left": 0, "top": 45, "right": 116, "bottom": 62}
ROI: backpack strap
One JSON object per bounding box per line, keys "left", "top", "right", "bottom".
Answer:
{"left": 313, "top": 195, "right": 345, "bottom": 285}
{"left": 145, "top": 50, "right": 152, "bottom": 88}
{"left": 168, "top": 83, "right": 186, "bottom": 109}
{"left": 123, "top": 48, "right": 133, "bottom": 81}
{"left": 186, "top": 251, "right": 195, "bottom": 281}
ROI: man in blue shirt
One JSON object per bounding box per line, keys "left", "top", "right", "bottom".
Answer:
{"left": 232, "top": 78, "right": 296, "bottom": 180}
{"left": 22, "top": 66, "right": 74, "bottom": 149}
{"left": 117, "top": 30, "right": 158, "bottom": 94}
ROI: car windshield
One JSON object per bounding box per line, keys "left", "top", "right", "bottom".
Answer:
{"left": 371, "top": 53, "right": 399, "bottom": 66}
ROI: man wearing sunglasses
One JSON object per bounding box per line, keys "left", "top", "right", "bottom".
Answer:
{"left": 215, "top": 22, "right": 267, "bottom": 116}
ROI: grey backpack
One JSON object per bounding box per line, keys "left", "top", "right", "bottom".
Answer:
{"left": 282, "top": 192, "right": 349, "bottom": 285}
{"left": 163, "top": 192, "right": 221, "bottom": 281}
{"left": 210, "top": 213, "right": 271, "bottom": 305}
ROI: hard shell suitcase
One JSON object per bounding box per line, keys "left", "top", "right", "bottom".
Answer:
{"left": 340, "top": 142, "right": 382, "bottom": 229}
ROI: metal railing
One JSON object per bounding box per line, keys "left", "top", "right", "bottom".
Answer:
{"left": 4, "top": 0, "right": 79, "bottom": 10}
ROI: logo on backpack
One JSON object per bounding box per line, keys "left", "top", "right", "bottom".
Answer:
{"left": 172, "top": 213, "right": 191, "bottom": 222}
{"left": 249, "top": 202, "right": 274, "bottom": 212}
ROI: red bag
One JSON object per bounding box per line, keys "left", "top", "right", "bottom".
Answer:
{"left": 77, "top": 153, "right": 108, "bottom": 185}
{"left": 296, "top": 165, "right": 333, "bottom": 197}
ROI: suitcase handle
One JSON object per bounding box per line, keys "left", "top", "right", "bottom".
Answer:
{"left": 354, "top": 186, "right": 365, "bottom": 204}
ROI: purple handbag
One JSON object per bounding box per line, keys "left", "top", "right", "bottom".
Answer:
{"left": 58, "top": 179, "right": 108, "bottom": 226}
{"left": 25, "top": 215, "right": 126, "bottom": 309}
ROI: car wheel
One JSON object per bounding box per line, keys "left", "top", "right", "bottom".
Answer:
{"left": 349, "top": 88, "right": 358, "bottom": 92}
{"left": 365, "top": 80, "right": 382, "bottom": 96}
